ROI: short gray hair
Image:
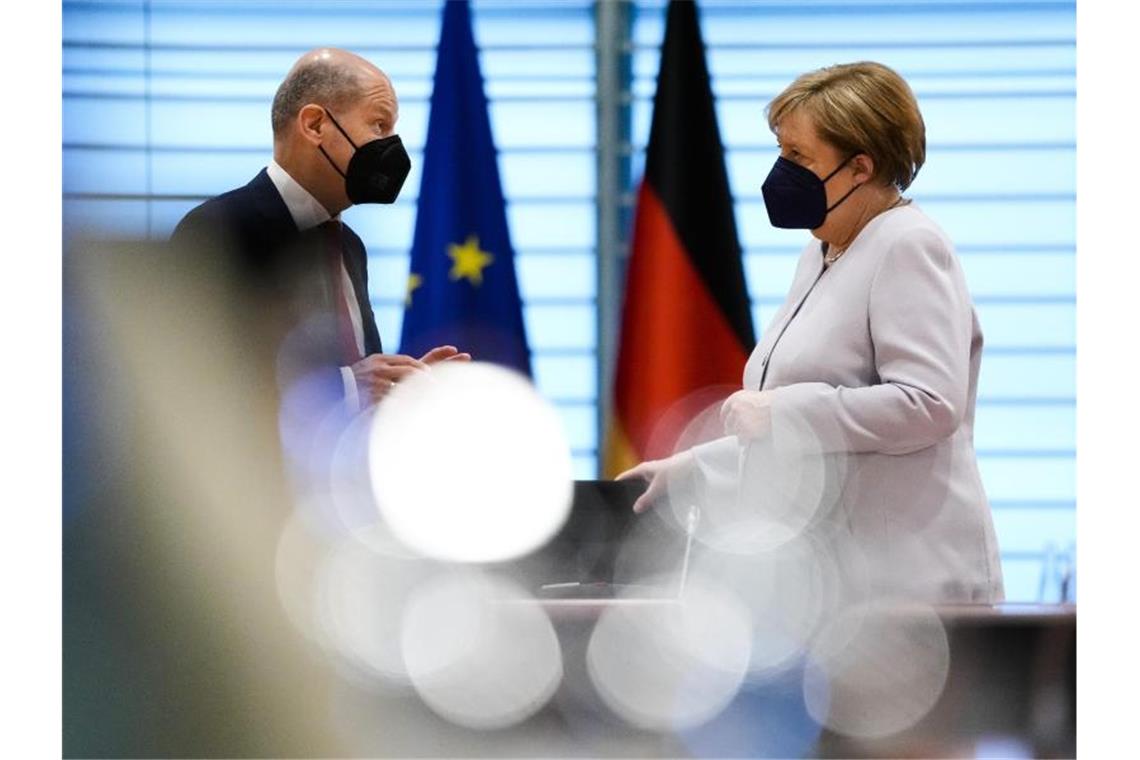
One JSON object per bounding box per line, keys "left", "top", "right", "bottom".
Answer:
{"left": 271, "top": 59, "right": 362, "bottom": 137}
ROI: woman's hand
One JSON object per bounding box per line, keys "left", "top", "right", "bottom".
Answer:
{"left": 615, "top": 450, "right": 695, "bottom": 514}
{"left": 720, "top": 389, "right": 775, "bottom": 440}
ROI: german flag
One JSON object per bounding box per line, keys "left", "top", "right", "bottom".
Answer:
{"left": 604, "top": 0, "right": 754, "bottom": 477}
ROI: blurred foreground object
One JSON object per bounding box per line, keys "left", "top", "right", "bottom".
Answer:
{"left": 63, "top": 238, "right": 347, "bottom": 756}
{"left": 63, "top": 256, "right": 1073, "bottom": 756}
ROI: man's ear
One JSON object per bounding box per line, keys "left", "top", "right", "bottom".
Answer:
{"left": 297, "top": 104, "right": 326, "bottom": 147}
{"left": 852, "top": 153, "right": 875, "bottom": 184}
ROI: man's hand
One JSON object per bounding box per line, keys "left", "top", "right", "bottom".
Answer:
{"left": 351, "top": 346, "right": 472, "bottom": 406}
{"left": 419, "top": 345, "right": 472, "bottom": 365}
{"left": 615, "top": 450, "right": 695, "bottom": 514}
{"left": 350, "top": 353, "right": 429, "bottom": 406}
{"left": 719, "top": 389, "right": 774, "bottom": 441}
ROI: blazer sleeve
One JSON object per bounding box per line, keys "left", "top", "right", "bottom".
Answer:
{"left": 691, "top": 435, "right": 740, "bottom": 484}
{"left": 767, "top": 227, "right": 972, "bottom": 456}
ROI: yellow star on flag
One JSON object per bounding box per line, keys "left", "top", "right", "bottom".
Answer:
{"left": 447, "top": 234, "right": 494, "bottom": 287}
{"left": 405, "top": 272, "right": 423, "bottom": 306}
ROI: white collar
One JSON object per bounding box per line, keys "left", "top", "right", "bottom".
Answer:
{"left": 266, "top": 159, "right": 337, "bottom": 231}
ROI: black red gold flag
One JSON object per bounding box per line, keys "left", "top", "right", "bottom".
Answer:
{"left": 605, "top": 0, "right": 754, "bottom": 476}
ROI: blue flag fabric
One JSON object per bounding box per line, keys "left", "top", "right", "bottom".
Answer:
{"left": 399, "top": 0, "right": 531, "bottom": 376}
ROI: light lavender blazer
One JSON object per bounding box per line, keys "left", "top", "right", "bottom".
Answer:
{"left": 693, "top": 203, "right": 1004, "bottom": 603}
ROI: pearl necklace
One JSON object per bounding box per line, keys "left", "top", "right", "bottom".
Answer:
{"left": 823, "top": 245, "right": 846, "bottom": 266}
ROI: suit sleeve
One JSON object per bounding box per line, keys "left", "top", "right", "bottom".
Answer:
{"left": 767, "top": 227, "right": 972, "bottom": 455}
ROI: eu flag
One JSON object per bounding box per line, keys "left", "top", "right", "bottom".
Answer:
{"left": 399, "top": 0, "right": 531, "bottom": 376}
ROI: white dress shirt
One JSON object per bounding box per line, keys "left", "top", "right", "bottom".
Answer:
{"left": 265, "top": 160, "right": 366, "bottom": 409}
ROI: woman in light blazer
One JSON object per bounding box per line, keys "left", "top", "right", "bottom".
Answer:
{"left": 619, "top": 61, "right": 1004, "bottom": 604}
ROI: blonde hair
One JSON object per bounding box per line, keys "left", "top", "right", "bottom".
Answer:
{"left": 766, "top": 61, "right": 926, "bottom": 191}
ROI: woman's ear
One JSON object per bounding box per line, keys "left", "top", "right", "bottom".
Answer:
{"left": 851, "top": 153, "right": 875, "bottom": 184}
{"left": 297, "top": 104, "right": 326, "bottom": 146}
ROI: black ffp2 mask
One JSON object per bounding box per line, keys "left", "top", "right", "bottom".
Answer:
{"left": 319, "top": 110, "right": 411, "bottom": 204}
{"left": 761, "top": 155, "right": 860, "bottom": 229}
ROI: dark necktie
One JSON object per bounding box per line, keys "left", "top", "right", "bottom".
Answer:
{"left": 319, "top": 220, "right": 363, "bottom": 365}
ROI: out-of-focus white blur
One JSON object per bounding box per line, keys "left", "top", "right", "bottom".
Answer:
{"left": 802, "top": 600, "right": 950, "bottom": 739}
{"left": 653, "top": 394, "right": 845, "bottom": 557}
{"left": 586, "top": 576, "right": 753, "bottom": 731}
{"left": 316, "top": 536, "right": 437, "bottom": 685}
{"left": 368, "top": 362, "right": 574, "bottom": 563}
{"left": 660, "top": 395, "right": 736, "bottom": 536}
{"left": 400, "top": 572, "right": 563, "bottom": 728}
{"left": 692, "top": 536, "right": 837, "bottom": 678}
{"left": 972, "top": 734, "right": 1035, "bottom": 759}
{"left": 328, "top": 405, "right": 391, "bottom": 535}
{"left": 722, "top": 404, "right": 841, "bottom": 555}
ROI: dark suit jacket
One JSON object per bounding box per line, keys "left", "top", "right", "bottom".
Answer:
{"left": 170, "top": 168, "right": 383, "bottom": 358}
{"left": 168, "top": 169, "right": 384, "bottom": 414}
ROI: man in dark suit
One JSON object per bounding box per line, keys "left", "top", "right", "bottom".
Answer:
{"left": 171, "top": 47, "right": 468, "bottom": 410}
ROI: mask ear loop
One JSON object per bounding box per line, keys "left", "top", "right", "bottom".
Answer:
{"left": 317, "top": 107, "right": 358, "bottom": 179}
{"left": 823, "top": 154, "right": 863, "bottom": 213}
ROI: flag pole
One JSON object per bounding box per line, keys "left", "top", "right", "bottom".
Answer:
{"left": 595, "top": 0, "right": 633, "bottom": 477}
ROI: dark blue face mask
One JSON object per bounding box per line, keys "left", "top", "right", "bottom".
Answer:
{"left": 761, "top": 154, "right": 861, "bottom": 229}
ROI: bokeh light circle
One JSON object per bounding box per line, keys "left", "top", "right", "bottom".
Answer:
{"left": 693, "top": 536, "right": 834, "bottom": 677}
{"left": 802, "top": 600, "right": 950, "bottom": 739}
{"left": 586, "top": 577, "right": 753, "bottom": 731}
{"left": 316, "top": 537, "right": 434, "bottom": 684}
{"left": 368, "top": 362, "right": 573, "bottom": 563}
{"left": 400, "top": 572, "right": 563, "bottom": 729}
